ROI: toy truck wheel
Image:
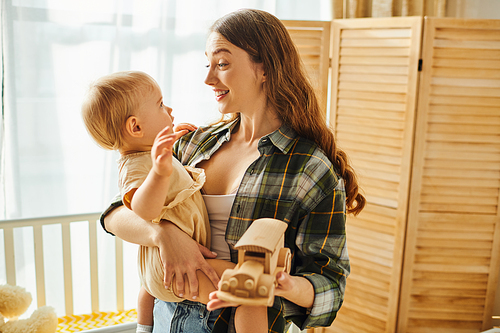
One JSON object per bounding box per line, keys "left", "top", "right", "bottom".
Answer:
{"left": 257, "top": 274, "right": 275, "bottom": 297}
{"left": 277, "top": 248, "right": 291, "bottom": 273}
{"left": 219, "top": 269, "right": 236, "bottom": 292}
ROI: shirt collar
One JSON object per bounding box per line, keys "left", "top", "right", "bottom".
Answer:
{"left": 211, "top": 118, "right": 239, "bottom": 135}
{"left": 260, "top": 124, "right": 297, "bottom": 154}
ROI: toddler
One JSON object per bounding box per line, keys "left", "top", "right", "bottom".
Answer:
{"left": 81, "top": 71, "right": 267, "bottom": 333}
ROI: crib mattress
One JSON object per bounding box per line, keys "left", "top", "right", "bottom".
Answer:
{"left": 57, "top": 309, "right": 137, "bottom": 332}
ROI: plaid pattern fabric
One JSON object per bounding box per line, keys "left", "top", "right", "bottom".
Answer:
{"left": 174, "top": 119, "right": 349, "bottom": 331}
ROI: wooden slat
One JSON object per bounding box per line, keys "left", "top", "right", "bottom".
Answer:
{"left": 340, "top": 64, "right": 410, "bottom": 75}
{"left": 341, "top": 28, "right": 412, "bottom": 38}
{"left": 431, "top": 77, "right": 500, "bottom": 88}
{"left": 433, "top": 58, "right": 500, "bottom": 70}
{"left": 62, "top": 222, "right": 74, "bottom": 316}
{"left": 434, "top": 28, "right": 500, "bottom": 40}
{"left": 338, "top": 98, "right": 407, "bottom": 111}
{"left": 341, "top": 47, "right": 411, "bottom": 56}
{"left": 115, "top": 237, "right": 124, "bottom": 312}
{"left": 341, "top": 38, "right": 412, "bottom": 47}
{"left": 340, "top": 110, "right": 405, "bottom": 124}
{"left": 340, "top": 73, "right": 409, "bottom": 85}
{"left": 89, "top": 220, "right": 99, "bottom": 313}
{"left": 340, "top": 55, "right": 410, "bottom": 66}
{"left": 351, "top": 158, "right": 401, "bottom": 174}
{"left": 427, "top": 114, "right": 500, "bottom": 126}
{"left": 432, "top": 67, "right": 500, "bottom": 79}
{"left": 433, "top": 39, "right": 500, "bottom": 49}
{"left": 338, "top": 90, "right": 408, "bottom": 104}
{"left": 334, "top": 303, "right": 387, "bottom": 332}
{"left": 33, "top": 225, "right": 46, "bottom": 307}
{"left": 431, "top": 85, "right": 500, "bottom": 98}
{"left": 350, "top": 155, "right": 402, "bottom": 172}
{"left": 3, "top": 227, "right": 16, "bottom": 286}
{"left": 339, "top": 81, "right": 408, "bottom": 93}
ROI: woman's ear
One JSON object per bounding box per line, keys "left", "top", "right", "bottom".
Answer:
{"left": 125, "top": 116, "right": 143, "bottom": 138}
{"left": 254, "top": 62, "right": 266, "bottom": 83}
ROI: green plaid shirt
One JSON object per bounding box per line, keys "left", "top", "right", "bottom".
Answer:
{"left": 173, "top": 119, "right": 349, "bottom": 332}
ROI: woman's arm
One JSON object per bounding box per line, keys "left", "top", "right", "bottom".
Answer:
{"left": 104, "top": 205, "right": 220, "bottom": 299}
{"left": 284, "top": 186, "right": 349, "bottom": 328}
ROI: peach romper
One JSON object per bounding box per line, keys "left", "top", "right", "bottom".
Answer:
{"left": 118, "top": 151, "right": 210, "bottom": 302}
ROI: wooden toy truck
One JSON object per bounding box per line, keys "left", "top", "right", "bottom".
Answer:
{"left": 217, "top": 218, "right": 291, "bottom": 306}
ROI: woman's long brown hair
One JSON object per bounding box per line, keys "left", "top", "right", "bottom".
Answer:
{"left": 210, "top": 9, "right": 365, "bottom": 215}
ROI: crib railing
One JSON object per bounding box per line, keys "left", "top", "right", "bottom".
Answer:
{"left": 0, "top": 213, "right": 139, "bottom": 319}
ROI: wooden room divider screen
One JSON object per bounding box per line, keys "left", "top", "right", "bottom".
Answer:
{"left": 284, "top": 16, "right": 500, "bottom": 333}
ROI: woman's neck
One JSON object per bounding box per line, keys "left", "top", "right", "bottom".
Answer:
{"left": 235, "top": 108, "right": 282, "bottom": 144}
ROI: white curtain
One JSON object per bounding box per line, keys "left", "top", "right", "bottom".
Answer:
{"left": 1, "top": 0, "right": 332, "bottom": 220}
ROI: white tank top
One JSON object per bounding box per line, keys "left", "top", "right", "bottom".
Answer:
{"left": 202, "top": 194, "right": 235, "bottom": 261}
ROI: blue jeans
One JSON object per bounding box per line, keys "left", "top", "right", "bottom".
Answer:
{"left": 152, "top": 299, "right": 222, "bottom": 333}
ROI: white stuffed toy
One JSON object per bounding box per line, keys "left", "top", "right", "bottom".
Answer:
{"left": 0, "top": 284, "right": 57, "bottom": 333}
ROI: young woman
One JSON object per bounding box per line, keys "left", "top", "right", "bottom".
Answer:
{"left": 102, "top": 9, "right": 365, "bottom": 333}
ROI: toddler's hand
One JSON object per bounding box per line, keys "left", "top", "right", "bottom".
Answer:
{"left": 151, "top": 126, "right": 187, "bottom": 177}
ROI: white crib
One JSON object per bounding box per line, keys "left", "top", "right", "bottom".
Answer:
{"left": 0, "top": 213, "right": 140, "bottom": 332}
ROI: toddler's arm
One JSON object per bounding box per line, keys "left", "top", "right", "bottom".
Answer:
{"left": 130, "top": 126, "right": 187, "bottom": 221}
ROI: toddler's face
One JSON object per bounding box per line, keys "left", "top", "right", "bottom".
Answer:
{"left": 138, "top": 85, "right": 174, "bottom": 144}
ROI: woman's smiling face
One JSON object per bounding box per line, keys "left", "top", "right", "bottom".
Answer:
{"left": 204, "top": 32, "right": 266, "bottom": 115}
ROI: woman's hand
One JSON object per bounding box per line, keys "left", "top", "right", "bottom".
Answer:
{"left": 274, "top": 272, "right": 314, "bottom": 309}
{"left": 174, "top": 122, "right": 197, "bottom": 133}
{"left": 207, "top": 290, "right": 237, "bottom": 311}
{"left": 206, "top": 271, "right": 314, "bottom": 311}
{"left": 156, "top": 221, "right": 219, "bottom": 300}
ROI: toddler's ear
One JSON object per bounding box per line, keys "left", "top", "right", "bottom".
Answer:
{"left": 125, "top": 116, "right": 143, "bottom": 137}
